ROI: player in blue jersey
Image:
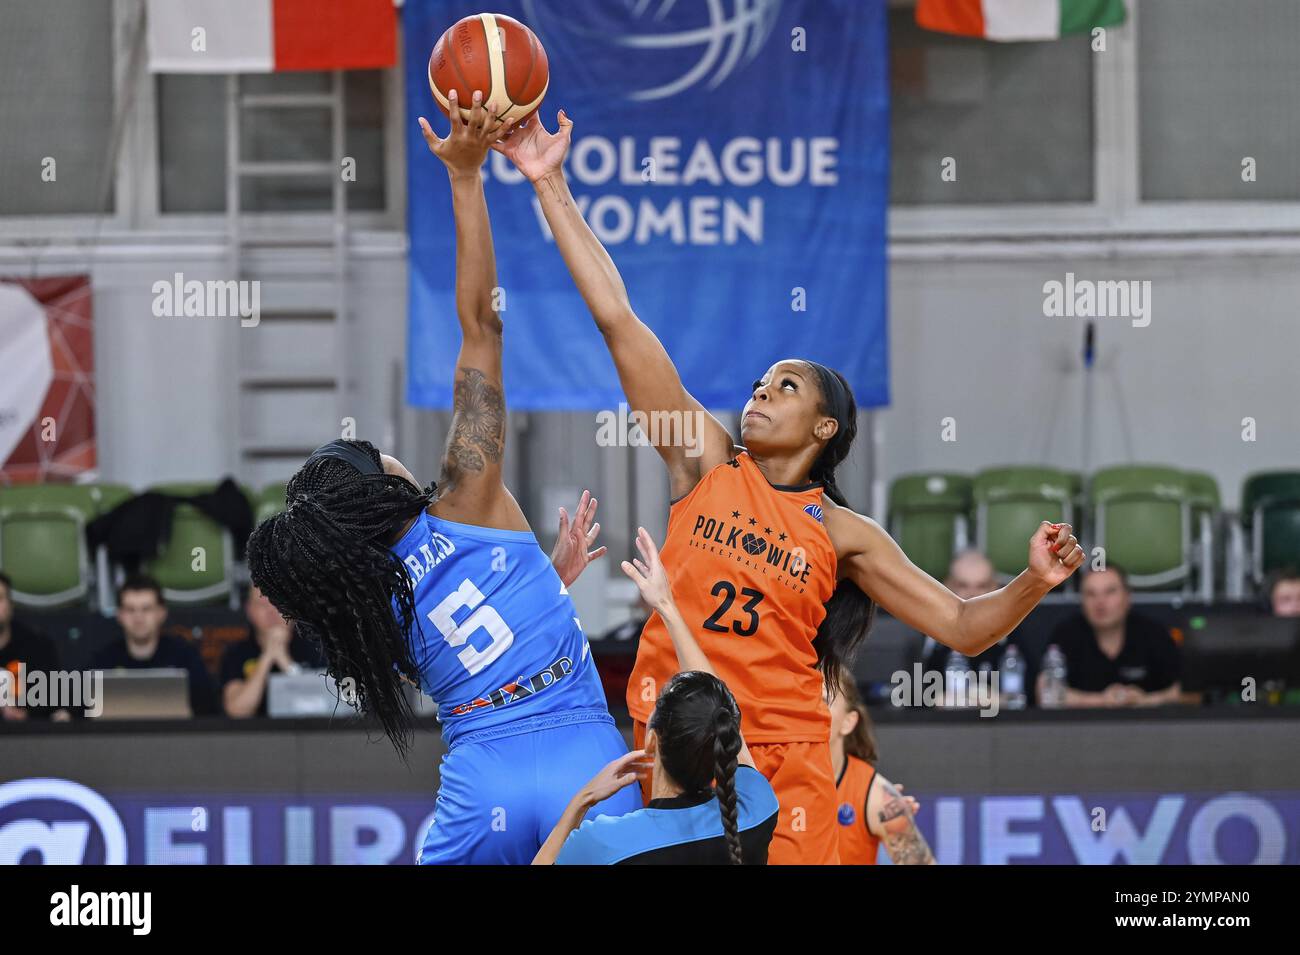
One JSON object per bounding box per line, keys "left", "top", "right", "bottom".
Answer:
{"left": 246, "top": 90, "right": 641, "bottom": 864}
{"left": 534, "top": 527, "right": 778, "bottom": 865}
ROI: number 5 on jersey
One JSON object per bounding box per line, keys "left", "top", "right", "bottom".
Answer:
{"left": 428, "top": 579, "right": 514, "bottom": 675}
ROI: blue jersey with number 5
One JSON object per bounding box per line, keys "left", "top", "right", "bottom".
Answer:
{"left": 392, "top": 510, "right": 610, "bottom": 746}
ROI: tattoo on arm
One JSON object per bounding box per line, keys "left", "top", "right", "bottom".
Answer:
{"left": 539, "top": 174, "right": 568, "bottom": 206}
{"left": 442, "top": 367, "right": 505, "bottom": 483}
{"left": 876, "top": 779, "right": 936, "bottom": 866}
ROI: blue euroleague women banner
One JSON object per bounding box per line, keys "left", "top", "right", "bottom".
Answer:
{"left": 403, "top": 0, "right": 889, "bottom": 410}
{"left": 3, "top": 778, "right": 1296, "bottom": 863}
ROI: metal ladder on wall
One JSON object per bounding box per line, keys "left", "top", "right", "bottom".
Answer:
{"left": 224, "top": 71, "right": 351, "bottom": 488}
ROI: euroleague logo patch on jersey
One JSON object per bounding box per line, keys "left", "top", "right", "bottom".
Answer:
{"left": 804, "top": 503, "right": 824, "bottom": 523}
{"left": 837, "top": 802, "right": 856, "bottom": 827}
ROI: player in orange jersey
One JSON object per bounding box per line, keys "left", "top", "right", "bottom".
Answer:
{"left": 829, "top": 673, "right": 934, "bottom": 865}
{"left": 494, "top": 114, "right": 1084, "bottom": 864}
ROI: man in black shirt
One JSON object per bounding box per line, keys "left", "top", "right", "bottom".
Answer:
{"left": 90, "top": 575, "right": 218, "bottom": 716}
{"left": 0, "top": 571, "right": 70, "bottom": 721}
{"left": 923, "top": 550, "right": 1026, "bottom": 671}
{"left": 1042, "top": 565, "right": 1182, "bottom": 707}
{"left": 220, "top": 585, "right": 324, "bottom": 718}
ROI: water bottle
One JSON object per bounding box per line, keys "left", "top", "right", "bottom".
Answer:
{"left": 1040, "top": 644, "right": 1068, "bottom": 709}
{"left": 944, "top": 651, "right": 972, "bottom": 708}
{"left": 1000, "top": 644, "right": 1027, "bottom": 710}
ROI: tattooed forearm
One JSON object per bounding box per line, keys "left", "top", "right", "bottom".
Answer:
{"left": 536, "top": 172, "right": 570, "bottom": 207}
{"left": 876, "top": 781, "right": 936, "bottom": 866}
{"left": 442, "top": 367, "right": 504, "bottom": 482}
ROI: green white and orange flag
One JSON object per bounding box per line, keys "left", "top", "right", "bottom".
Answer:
{"left": 915, "top": 0, "right": 1126, "bottom": 42}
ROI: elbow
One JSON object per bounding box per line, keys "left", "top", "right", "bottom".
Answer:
{"left": 594, "top": 304, "right": 636, "bottom": 339}
{"left": 462, "top": 309, "right": 504, "bottom": 338}
{"left": 951, "top": 605, "right": 998, "bottom": 656}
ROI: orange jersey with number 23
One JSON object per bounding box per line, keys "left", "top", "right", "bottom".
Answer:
{"left": 626, "top": 452, "right": 838, "bottom": 743}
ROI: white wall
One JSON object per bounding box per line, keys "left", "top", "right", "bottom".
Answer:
{"left": 7, "top": 237, "right": 1296, "bottom": 515}
{"left": 0, "top": 237, "right": 416, "bottom": 491}
{"left": 884, "top": 248, "right": 1300, "bottom": 510}
{"left": 4, "top": 233, "right": 1298, "bottom": 626}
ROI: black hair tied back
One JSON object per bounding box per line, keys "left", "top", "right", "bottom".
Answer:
{"left": 246, "top": 439, "right": 435, "bottom": 757}
{"left": 650, "top": 671, "right": 746, "bottom": 864}
{"left": 801, "top": 361, "right": 876, "bottom": 699}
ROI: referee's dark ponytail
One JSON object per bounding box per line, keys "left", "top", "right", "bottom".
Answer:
{"left": 711, "top": 705, "right": 744, "bottom": 865}
{"left": 649, "top": 670, "right": 745, "bottom": 865}
{"left": 803, "top": 361, "right": 876, "bottom": 700}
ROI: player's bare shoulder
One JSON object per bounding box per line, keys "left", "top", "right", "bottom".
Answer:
{"left": 819, "top": 496, "right": 891, "bottom": 564}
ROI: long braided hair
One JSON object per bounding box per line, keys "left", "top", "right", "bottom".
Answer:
{"left": 803, "top": 362, "right": 877, "bottom": 699}
{"left": 246, "top": 439, "right": 435, "bottom": 756}
{"left": 649, "top": 671, "right": 746, "bottom": 864}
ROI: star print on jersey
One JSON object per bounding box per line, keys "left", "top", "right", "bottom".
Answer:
{"left": 683, "top": 509, "right": 816, "bottom": 593}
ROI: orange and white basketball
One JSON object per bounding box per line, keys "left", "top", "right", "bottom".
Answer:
{"left": 428, "top": 13, "right": 549, "bottom": 125}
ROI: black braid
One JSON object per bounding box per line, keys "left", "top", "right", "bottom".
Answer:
{"left": 649, "top": 670, "right": 746, "bottom": 864}
{"left": 246, "top": 440, "right": 435, "bottom": 757}
{"left": 711, "top": 706, "right": 744, "bottom": 865}
{"left": 805, "top": 363, "right": 876, "bottom": 699}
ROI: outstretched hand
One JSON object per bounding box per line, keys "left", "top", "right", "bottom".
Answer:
{"left": 492, "top": 109, "right": 573, "bottom": 183}
{"left": 419, "top": 89, "right": 514, "bottom": 176}
{"left": 551, "top": 490, "right": 606, "bottom": 587}
{"left": 620, "top": 526, "right": 675, "bottom": 615}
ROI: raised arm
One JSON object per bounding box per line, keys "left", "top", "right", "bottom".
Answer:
{"left": 420, "top": 92, "right": 527, "bottom": 530}
{"left": 828, "top": 508, "right": 1084, "bottom": 657}
{"left": 620, "top": 526, "right": 754, "bottom": 768}
{"left": 494, "top": 113, "right": 736, "bottom": 497}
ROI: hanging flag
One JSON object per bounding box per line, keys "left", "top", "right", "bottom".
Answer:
{"left": 916, "top": 0, "right": 1125, "bottom": 42}
{"left": 0, "top": 277, "right": 97, "bottom": 482}
{"left": 146, "top": 0, "right": 397, "bottom": 73}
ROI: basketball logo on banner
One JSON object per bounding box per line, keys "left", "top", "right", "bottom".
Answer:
{"left": 522, "top": 0, "right": 783, "bottom": 101}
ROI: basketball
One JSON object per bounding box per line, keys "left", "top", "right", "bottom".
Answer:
{"left": 428, "top": 13, "right": 549, "bottom": 125}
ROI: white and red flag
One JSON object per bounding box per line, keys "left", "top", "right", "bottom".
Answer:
{"left": 146, "top": 0, "right": 397, "bottom": 73}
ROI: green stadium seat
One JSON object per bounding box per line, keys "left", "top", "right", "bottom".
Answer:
{"left": 1090, "top": 465, "right": 1192, "bottom": 591}
{"left": 254, "top": 483, "right": 287, "bottom": 525}
{"left": 1065, "top": 470, "right": 1086, "bottom": 538}
{"left": 1242, "top": 471, "right": 1300, "bottom": 588}
{"left": 0, "top": 484, "right": 101, "bottom": 607}
{"left": 1184, "top": 470, "right": 1221, "bottom": 600}
{"left": 887, "top": 473, "right": 972, "bottom": 580}
{"left": 973, "top": 467, "right": 1075, "bottom": 581}
{"left": 89, "top": 483, "right": 134, "bottom": 514}
{"left": 143, "top": 482, "right": 236, "bottom": 606}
